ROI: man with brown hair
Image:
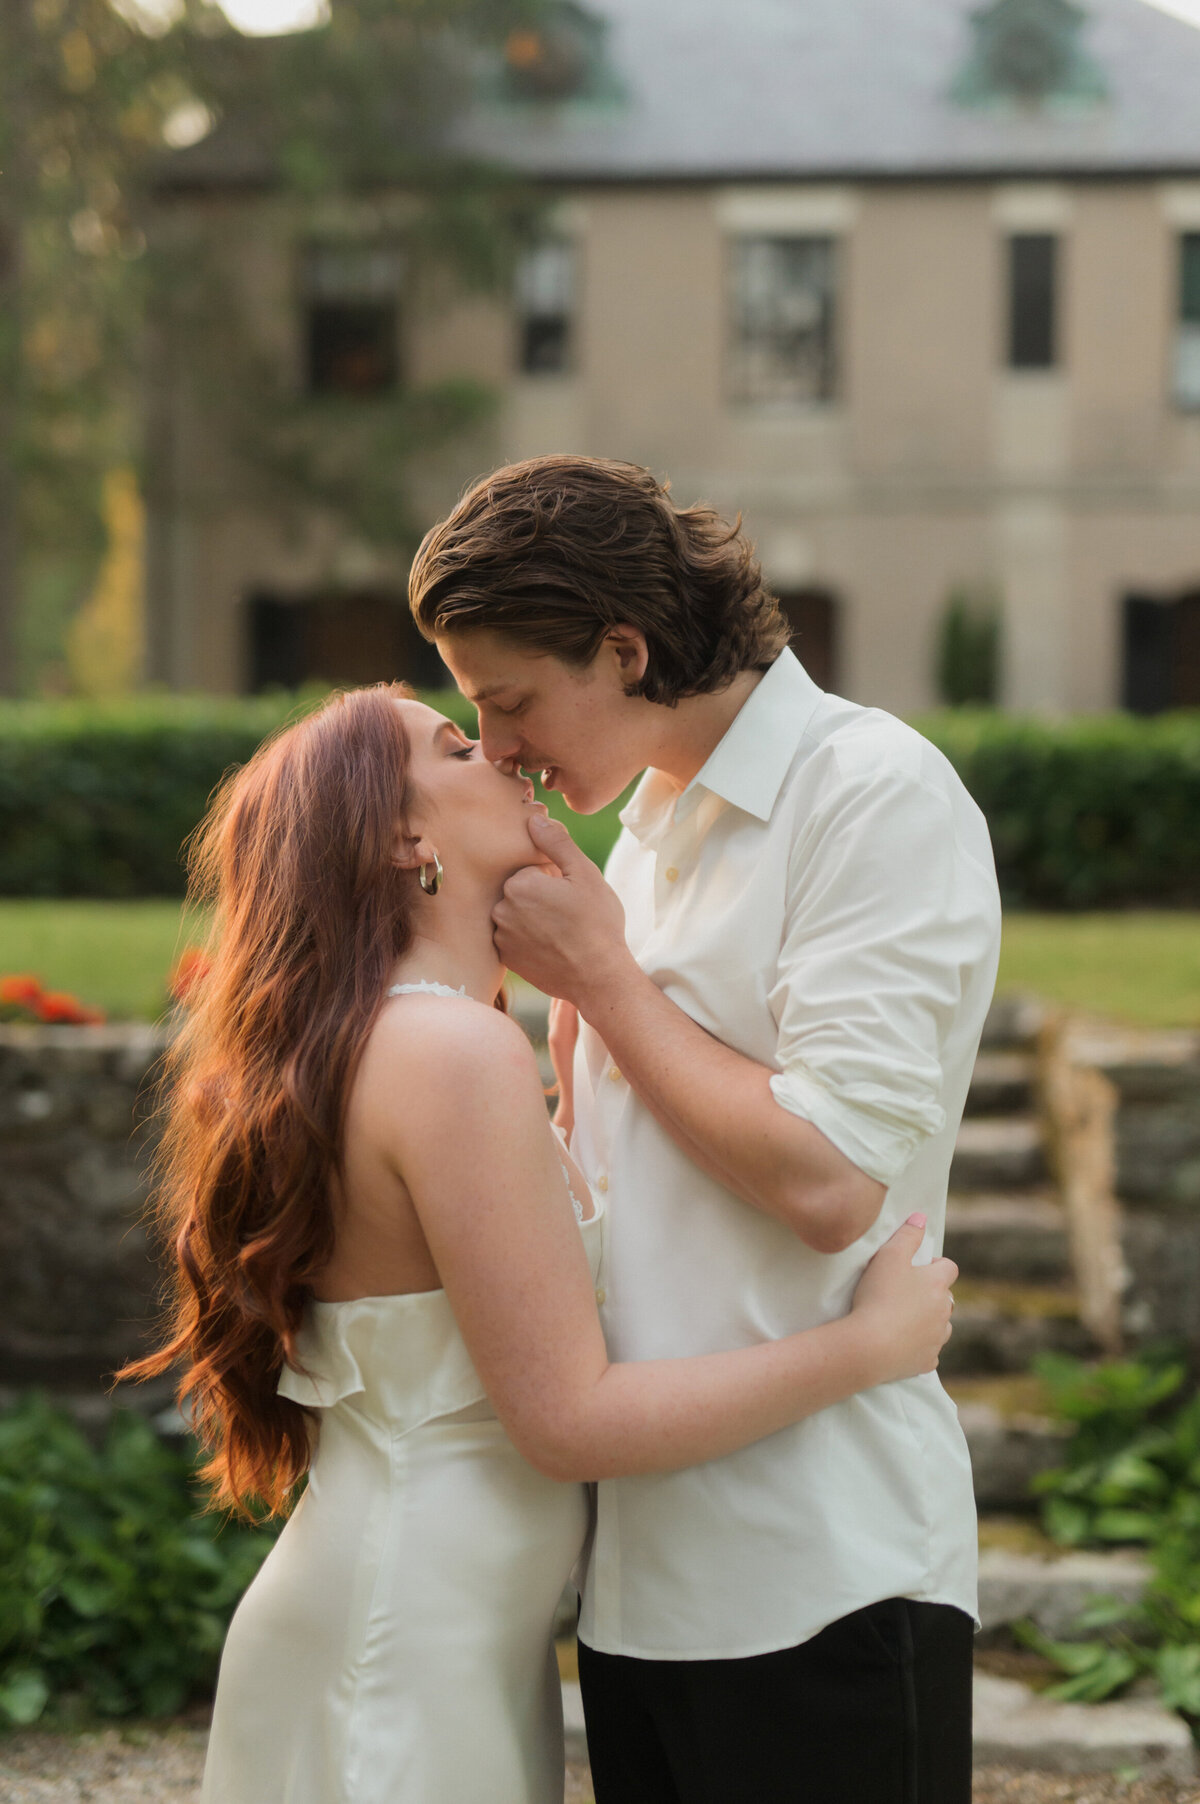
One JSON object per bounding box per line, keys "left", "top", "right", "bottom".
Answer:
{"left": 411, "top": 454, "right": 1001, "bottom": 1802}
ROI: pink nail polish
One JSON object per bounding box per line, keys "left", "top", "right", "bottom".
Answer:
{"left": 907, "top": 1213, "right": 927, "bottom": 1229}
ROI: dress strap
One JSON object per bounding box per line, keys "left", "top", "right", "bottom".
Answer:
{"left": 385, "top": 980, "right": 468, "bottom": 999}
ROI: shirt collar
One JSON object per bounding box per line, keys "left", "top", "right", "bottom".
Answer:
{"left": 618, "top": 649, "right": 824, "bottom": 842}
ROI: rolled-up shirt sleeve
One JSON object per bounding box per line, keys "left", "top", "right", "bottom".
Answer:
{"left": 768, "top": 755, "right": 1001, "bottom": 1188}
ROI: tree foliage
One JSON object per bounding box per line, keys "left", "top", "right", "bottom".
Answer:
{"left": 0, "top": 0, "right": 541, "bottom": 693}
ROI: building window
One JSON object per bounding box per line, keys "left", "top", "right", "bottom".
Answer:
{"left": 1173, "top": 233, "right": 1200, "bottom": 410}
{"left": 248, "top": 591, "right": 446, "bottom": 693}
{"left": 303, "top": 245, "right": 402, "bottom": 396}
{"left": 729, "top": 236, "right": 837, "bottom": 405}
{"left": 1007, "top": 233, "right": 1058, "bottom": 369}
{"left": 1122, "top": 590, "right": 1200, "bottom": 713}
{"left": 515, "top": 238, "right": 575, "bottom": 375}
{"left": 777, "top": 588, "right": 839, "bottom": 691}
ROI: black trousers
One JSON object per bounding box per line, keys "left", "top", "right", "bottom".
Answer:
{"left": 577, "top": 1598, "right": 974, "bottom": 1804}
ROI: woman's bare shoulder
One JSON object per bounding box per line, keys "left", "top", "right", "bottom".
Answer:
{"left": 362, "top": 993, "right": 540, "bottom": 1105}
{"left": 353, "top": 997, "right": 550, "bottom": 1185}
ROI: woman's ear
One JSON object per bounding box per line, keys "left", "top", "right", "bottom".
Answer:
{"left": 392, "top": 829, "right": 439, "bottom": 873}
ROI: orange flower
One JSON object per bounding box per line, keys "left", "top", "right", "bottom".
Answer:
{"left": 35, "top": 990, "right": 105, "bottom": 1025}
{"left": 169, "top": 947, "right": 212, "bottom": 1003}
{"left": 0, "top": 974, "right": 43, "bottom": 1007}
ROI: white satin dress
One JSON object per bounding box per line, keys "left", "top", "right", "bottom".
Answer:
{"left": 200, "top": 983, "right": 605, "bottom": 1804}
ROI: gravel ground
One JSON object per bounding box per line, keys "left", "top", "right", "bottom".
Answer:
{"left": 0, "top": 1731, "right": 1197, "bottom": 1803}
{"left": 0, "top": 1727, "right": 207, "bottom": 1803}
{"left": 972, "top": 1775, "right": 1200, "bottom": 1804}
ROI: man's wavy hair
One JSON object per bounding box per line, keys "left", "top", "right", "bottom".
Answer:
{"left": 409, "top": 456, "right": 790, "bottom": 705}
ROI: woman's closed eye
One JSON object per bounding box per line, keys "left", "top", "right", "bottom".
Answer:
{"left": 451, "top": 742, "right": 479, "bottom": 760}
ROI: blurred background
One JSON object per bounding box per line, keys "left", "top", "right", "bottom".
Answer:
{"left": 4, "top": 0, "right": 1200, "bottom": 713}
{"left": 3, "top": 0, "right": 1200, "bottom": 1792}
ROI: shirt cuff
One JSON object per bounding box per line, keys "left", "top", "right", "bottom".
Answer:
{"left": 768, "top": 1065, "right": 946, "bottom": 1189}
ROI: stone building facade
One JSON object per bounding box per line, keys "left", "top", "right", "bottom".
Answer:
{"left": 147, "top": 0, "right": 1200, "bottom": 715}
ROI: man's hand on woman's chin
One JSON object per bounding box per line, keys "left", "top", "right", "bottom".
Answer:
{"left": 492, "top": 813, "right": 632, "bottom": 1008}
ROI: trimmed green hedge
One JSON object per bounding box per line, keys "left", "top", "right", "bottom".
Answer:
{"left": 916, "top": 710, "right": 1200, "bottom": 908}
{"left": 0, "top": 690, "right": 471, "bottom": 899}
{"left": 0, "top": 694, "right": 1197, "bottom": 906}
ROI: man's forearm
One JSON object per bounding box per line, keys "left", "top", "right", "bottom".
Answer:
{"left": 576, "top": 956, "right": 885, "bottom": 1251}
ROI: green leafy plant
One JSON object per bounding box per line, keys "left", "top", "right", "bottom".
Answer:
{"left": 0, "top": 1395, "right": 281, "bottom": 1727}
{"left": 935, "top": 585, "right": 1002, "bottom": 707}
{"left": 1030, "top": 1351, "right": 1189, "bottom": 1548}
{"left": 1017, "top": 1352, "right": 1200, "bottom": 1730}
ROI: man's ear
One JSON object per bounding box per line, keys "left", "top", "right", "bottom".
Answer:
{"left": 392, "top": 829, "right": 439, "bottom": 873}
{"left": 604, "top": 624, "right": 650, "bottom": 691}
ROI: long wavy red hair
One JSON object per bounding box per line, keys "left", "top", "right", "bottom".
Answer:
{"left": 121, "top": 683, "right": 420, "bottom": 1516}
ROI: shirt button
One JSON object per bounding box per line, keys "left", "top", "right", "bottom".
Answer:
{"left": 596, "top": 1175, "right": 609, "bottom": 1193}
{"left": 608, "top": 1066, "right": 622, "bottom": 1083}
{"left": 595, "top": 1286, "right": 607, "bottom": 1305}
{"left": 665, "top": 866, "right": 679, "bottom": 882}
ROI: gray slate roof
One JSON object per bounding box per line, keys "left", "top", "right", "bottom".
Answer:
{"left": 164, "top": 0, "right": 1200, "bottom": 189}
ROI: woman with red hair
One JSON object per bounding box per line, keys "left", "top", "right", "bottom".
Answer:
{"left": 128, "top": 682, "right": 955, "bottom": 1804}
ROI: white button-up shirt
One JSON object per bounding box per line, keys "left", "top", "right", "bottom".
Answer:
{"left": 573, "top": 649, "right": 1002, "bottom": 1660}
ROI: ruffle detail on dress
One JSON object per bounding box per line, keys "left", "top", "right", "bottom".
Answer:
{"left": 277, "top": 1335, "right": 367, "bottom": 1410}
{"left": 277, "top": 1289, "right": 490, "bottom": 1428}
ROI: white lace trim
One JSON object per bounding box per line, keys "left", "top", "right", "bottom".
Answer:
{"left": 385, "top": 980, "right": 467, "bottom": 999}
{"left": 557, "top": 1156, "right": 586, "bottom": 1225}
{"left": 385, "top": 981, "right": 587, "bottom": 1225}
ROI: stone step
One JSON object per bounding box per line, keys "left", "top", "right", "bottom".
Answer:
{"left": 972, "top": 1671, "right": 1195, "bottom": 1780}
{"left": 964, "top": 1051, "right": 1037, "bottom": 1117}
{"left": 939, "top": 1281, "right": 1094, "bottom": 1377}
{"left": 980, "top": 994, "right": 1047, "bottom": 1052}
{"left": 943, "top": 1194, "right": 1070, "bottom": 1283}
{"left": 565, "top": 1669, "right": 1195, "bottom": 1781}
{"left": 977, "top": 1538, "right": 1150, "bottom": 1641}
{"left": 949, "top": 1376, "right": 1071, "bottom": 1512}
{"left": 951, "top": 1117, "right": 1048, "bottom": 1193}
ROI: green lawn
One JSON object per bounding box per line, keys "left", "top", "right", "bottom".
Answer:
{"left": 2, "top": 899, "right": 1198, "bottom": 1029}
{"left": 0, "top": 900, "right": 208, "bottom": 1022}
{"left": 996, "top": 911, "right": 1200, "bottom": 1030}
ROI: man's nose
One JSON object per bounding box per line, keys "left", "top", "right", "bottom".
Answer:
{"left": 479, "top": 718, "right": 523, "bottom": 764}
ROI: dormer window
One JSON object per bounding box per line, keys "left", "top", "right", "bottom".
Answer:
{"left": 302, "top": 244, "right": 402, "bottom": 397}
{"left": 498, "top": 3, "right": 616, "bottom": 105}
{"left": 504, "top": 25, "right": 588, "bottom": 101}
{"left": 951, "top": 0, "right": 1107, "bottom": 108}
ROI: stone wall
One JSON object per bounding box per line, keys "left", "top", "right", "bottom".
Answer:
{"left": 0, "top": 1023, "right": 171, "bottom": 1400}
{"left": 2, "top": 1010, "right": 1198, "bottom": 1412}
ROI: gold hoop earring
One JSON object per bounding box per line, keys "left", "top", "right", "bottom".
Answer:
{"left": 419, "top": 854, "right": 443, "bottom": 897}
